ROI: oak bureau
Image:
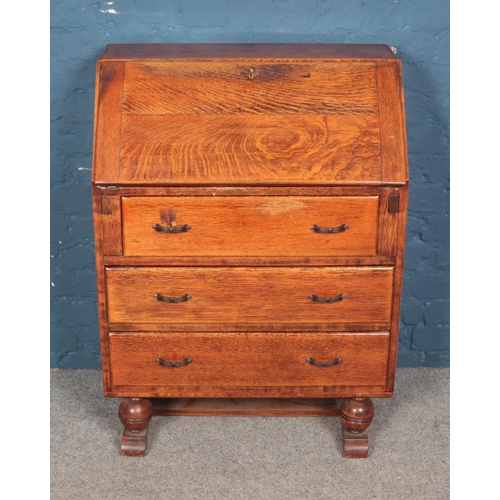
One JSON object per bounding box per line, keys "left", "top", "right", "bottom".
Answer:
{"left": 92, "top": 43, "right": 409, "bottom": 458}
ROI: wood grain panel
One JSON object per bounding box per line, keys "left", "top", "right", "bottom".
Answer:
{"left": 377, "top": 62, "right": 408, "bottom": 184}
{"left": 92, "top": 62, "right": 124, "bottom": 183}
{"left": 107, "top": 385, "right": 390, "bottom": 399}
{"left": 94, "top": 185, "right": 396, "bottom": 197}
{"left": 123, "top": 62, "right": 379, "bottom": 115}
{"left": 121, "top": 196, "right": 379, "bottom": 257}
{"left": 91, "top": 193, "right": 112, "bottom": 391}
{"left": 104, "top": 256, "right": 396, "bottom": 267}
{"left": 106, "top": 323, "right": 390, "bottom": 333}
{"left": 119, "top": 114, "right": 382, "bottom": 184}
{"left": 386, "top": 184, "right": 409, "bottom": 391}
{"left": 105, "top": 267, "right": 394, "bottom": 325}
{"left": 377, "top": 192, "right": 399, "bottom": 256}
{"left": 151, "top": 398, "right": 341, "bottom": 416}
{"left": 108, "top": 332, "right": 390, "bottom": 393}
{"left": 100, "top": 196, "right": 122, "bottom": 255}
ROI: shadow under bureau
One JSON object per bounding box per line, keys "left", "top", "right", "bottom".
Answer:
{"left": 92, "top": 43, "right": 408, "bottom": 458}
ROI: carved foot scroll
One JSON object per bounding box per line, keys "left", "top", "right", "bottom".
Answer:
{"left": 118, "top": 398, "right": 153, "bottom": 456}
{"left": 340, "top": 397, "right": 374, "bottom": 458}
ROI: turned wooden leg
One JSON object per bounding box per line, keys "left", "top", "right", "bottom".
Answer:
{"left": 118, "top": 398, "right": 153, "bottom": 456}
{"left": 340, "top": 397, "right": 374, "bottom": 458}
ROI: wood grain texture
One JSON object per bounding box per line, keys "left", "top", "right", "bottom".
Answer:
{"left": 92, "top": 62, "right": 124, "bottom": 184}
{"left": 151, "top": 398, "right": 340, "bottom": 416}
{"left": 386, "top": 184, "right": 409, "bottom": 392}
{"left": 123, "top": 62, "right": 379, "bottom": 115}
{"left": 100, "top": 43, "right": 397, "bottom": 61}
{"left": 104, "top": 256, "right": 396, "bottom": 267}
{"left": 377, "top": 62, "right": 409, "bottom": 184}
{"left": 108, "top": 332, "right": 390, "bottom": 394}
{"left": 100, "top": 196, "right": 122, "bottom": 255}
{"left": 106, "top": 385, "right": 390, "bottom": 399}
{"left": 118, "top": 114, "right": 382, "bottom": 185}
{"left": 377, "top": 192, "right": 399, "bottom": 256}
{"left": 106, "top": 323, "right": 390, "bottom": 333}
{"left": 121, "top": 196, "right": 379, "bottom": 257}
{"left": 91, "top": 193, "right": 112, "bottom": 392}
{"left": 105, "top": 266, "right": 394, "bottom": 325}
{"left": 94, "top": 185, "right": 398, "bottom": 197}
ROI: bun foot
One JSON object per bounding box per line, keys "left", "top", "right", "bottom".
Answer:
{"left": 340, "top": 398, "right": 374, "bottom": 458}
{"left": 118, "top": 398, "right": 153, "bottom": 456}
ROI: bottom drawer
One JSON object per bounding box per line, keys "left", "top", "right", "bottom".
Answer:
{"left": 107, "top": 332, "right": 390, "bottom": 397}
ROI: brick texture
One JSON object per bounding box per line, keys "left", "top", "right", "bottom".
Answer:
{"left": 50, "top": 0, "right": 450, "bottom": 368}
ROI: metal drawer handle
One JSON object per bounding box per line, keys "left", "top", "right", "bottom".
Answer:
{"left": 155, "top": 293, "right": 192, "bottom": 303}
{"left": 156, "top": 357, "right": 193, "bottom": 368}
{"left": 310, "top": 223, "right": 349, "bottom": 233}
{"left": 152, "top": 223, "right": 191, "bottom": 233}
{"left": 309, "top": 293, "right": 345, "bottom": 303}
{"left": 307, "top": 357, "right": 342, "bottom": 367}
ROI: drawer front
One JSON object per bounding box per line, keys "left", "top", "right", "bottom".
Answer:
{"left": 108, "top": 332, "right": 390, "bottom": 391}
{"left": 121, "top": 196, "right": 379, "bottom": 257}
{"left": 105, "top": 267, "right": 393, "bottom": 325}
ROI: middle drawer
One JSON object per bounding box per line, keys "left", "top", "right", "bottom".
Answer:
{"left": 105, "top": 267, "right": 394, "bottom": 325}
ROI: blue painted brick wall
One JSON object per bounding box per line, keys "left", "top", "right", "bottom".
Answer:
{"left": 50, "top": 0, "right": 450, "bottom": 368}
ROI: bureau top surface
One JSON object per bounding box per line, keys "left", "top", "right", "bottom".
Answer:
{"left": 93, "top": 43, "right": 408, "bottom": 187}
{"left": 99, "top": 43, "right": 397, "bottom": 62}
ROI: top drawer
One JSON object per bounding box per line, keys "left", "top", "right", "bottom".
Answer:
{"left": 121, "top": 196, "right": 379, "bottom": 257}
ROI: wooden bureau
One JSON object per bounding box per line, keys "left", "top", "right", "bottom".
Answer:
{"left": 92, "top": 43, "right": 408, "bottom": 458}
